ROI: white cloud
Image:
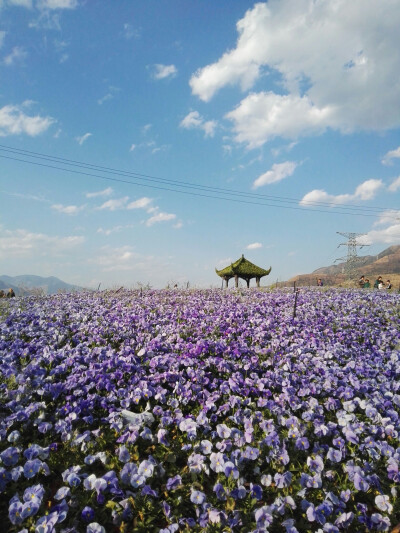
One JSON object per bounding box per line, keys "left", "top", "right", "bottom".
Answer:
{"left": 152, "top": 64, "right": 177, "bottom": 80}
{"left": 76, "top": 132, "right": 92, "bottom": 145}
{"left": 253, "top": 161, "right": 297, "bottom": 188}
{"left": 180, "top": 110, "right": 217, "bottom": 138}
{"left": 382, "top": 147, "right": 400, "bottom": 165}
{"left": 190, "top": 0, "right": 400, "bottom": 147}
{"left": 4, "top": 46, "right": 27, "bottom": 66}
{"left": 146, "top": 211, "right": 176, "bottom": 227}
{"left": 388, "top": 176, "right": 400, "bottom": 192}
{"left": 37, "top": 0, "right": 78, "bottom": 9}
{"left": 0, "top": 104, "right": 54, "bottom": 136}
{"left": 373, "top": 210, "right": 400, "bottom": 227}
{"left": 97, "top": 86, "right": 120, "bottom": 105}
{"left": 122, "top": 23, "right": 140, "bottom": 40}
{"left": 6, "top": 0, "right": 32, "bottom": 6}
{"left": 173, "top": 221, "right": 183, "bottom": 229}
{"left": 246, "top": 242, "right": 262, "bottom": 250}
{"left": 97, "top": 225, "right": 133, "bottom": 236}
{"left": 359, "top": 210, "right": 400, "bottom": 245}
{"left": 51, "top": 203, "right": 85, "bottom": 215}
{"left": 127, "top": 197, "right": 152, "bottom": 210}
{"left": 0, "top": 227, "right": 84, "bottom": 258}
{"left": 97, "top": 197, "right": 129, "bottom": 211}
{"left": 86, "top": 187, "right": 113, "bottom": 198}
{"left": 300, "top": 178, "right": 383, "bottom": 206}
{"left": 226, "top": 92, "right": 333, "bottom": 148}
{"left": 92, "top": 245, "right": 156, "bottom": 273}
{"left": 129, "top": 144, "right": 136, "bottom": 152}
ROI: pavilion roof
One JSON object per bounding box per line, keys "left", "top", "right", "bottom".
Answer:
{"left": 216, "top": 255, "right": 271, "bottom": 279}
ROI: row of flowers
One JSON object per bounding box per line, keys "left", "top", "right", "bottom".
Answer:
{"left": 0, "top": 288, "right": 399, "bottom": 532}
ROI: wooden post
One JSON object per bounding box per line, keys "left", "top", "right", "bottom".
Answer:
{"left": 256, "top": 277, "right": 260, "bottom": 288}
{"left": 293, "top": 289, "right": 299, "bottom": 318}
{"left": 235, "top": 275, "right": 239, "bottom": 288}
{"left": 225, "top": 278, "right": 229, "bottom": 288}
{"left": 293, "top": 281, "right": 296, "bottom": 293}
{"left": 246, "top": 279, "right": 250, "bottom": 288}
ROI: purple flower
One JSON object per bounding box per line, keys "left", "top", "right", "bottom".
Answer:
{"left": 54, "top": 486, "right": 70, "bottom": 500}
{"left": 142, "top": 484, "right": 158, "bottom": 497}
{"left": 375, "top": 494, "right": 393, "bottom": 513}
{"left": 24, "top": 459, "right": 42, "bottom": 479}
{"left": 117, "top": 445, "right": 130, "bottom": 463}
{"left": 295, "top": 437, "right": 310, "bottom": 450}
{"left": 255, "top": 506, "right": 273, "bottom": 528}
{"left": 190, "top": 490, "right": 206, "bottom": 505}
{"left": 166, "top": 475, "right": 182, "bottom": 491}
{"left": 241, "top": 446, "right": 259, "bottom": 460}
{"left": 9, "top": 500, "right": 23, "bottom": 525}
{"left": 187, "top": 453, "right": 205, "bottom": 473}
{"left": 1, "top": 446, "right": 20, "bottom": 467}
{"left": 87, "top": 523, "right": 106, "bottom": 533}
{"left": 250, "top": 483, "right": 263, "bottom": 500}
{"left": 81, "top": 506, "right": 95, "bottom": 522}
{"left": 353, "top": 472, "right": 369, "bottom": 492}
{"left": 138, "top": 460, "right": 154, "bottom": 478}
{"left": 274, "top": 471, "right": 292, "bottom": 488}
{"left": 210, "top": 452, "right": 226, "bottom": 473}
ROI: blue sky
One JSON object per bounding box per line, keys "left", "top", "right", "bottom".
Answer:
{"left": 1, "top": 0, "right": 400, "bottom": 289}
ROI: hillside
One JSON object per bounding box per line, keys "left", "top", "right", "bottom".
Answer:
{"left": 0, "top": 275, "right": 84, "bottom": 295}
{"left": 288, "top": 244, "right": 400, "bottom": 288}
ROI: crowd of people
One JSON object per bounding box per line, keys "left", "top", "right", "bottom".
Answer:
{"left": 358, "top": 275, "right": 392, "bottom": 289}
{"left": 0, "top": 288, "right": 15, "bottom": 298}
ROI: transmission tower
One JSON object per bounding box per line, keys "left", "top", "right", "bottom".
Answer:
{"left": 335, "top": 232, "right": 369, "bottom": 280}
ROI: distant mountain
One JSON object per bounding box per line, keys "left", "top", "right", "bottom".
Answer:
{"left": 287, "top": 244, "right": 400, "bottom": 287}
{"left": 0, "top": 275, "right": 84, "bottom": 295}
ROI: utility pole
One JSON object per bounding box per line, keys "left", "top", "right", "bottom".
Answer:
{"left": 335, "top": 232, "right": 369, "bottom": 281}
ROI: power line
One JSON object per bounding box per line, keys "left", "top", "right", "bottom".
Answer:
{"left": 0, "top": 144, "right": 398, "bottom": 220}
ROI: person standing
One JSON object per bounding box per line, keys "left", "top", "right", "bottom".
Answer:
{"left": 358, "top": 275, "right": 365, "bottom": 288}
{"left": 364, "top": 279, "right": 371, "bottom": 288}
{"left": 374, "top": 276, "right": 383, "bottom": 289}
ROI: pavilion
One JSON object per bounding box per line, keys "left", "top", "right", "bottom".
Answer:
{"left": 216, "top": 255, "right": 271, "bottom": 288}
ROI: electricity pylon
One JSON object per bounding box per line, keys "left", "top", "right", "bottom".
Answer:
{"left": 335, "top": 232, "right": 369, "bottom": 280}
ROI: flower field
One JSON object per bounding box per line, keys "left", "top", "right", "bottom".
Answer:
{"left": 0, "top": 288, "right": 400, "bottom": 532}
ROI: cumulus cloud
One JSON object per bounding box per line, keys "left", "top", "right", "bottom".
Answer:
{"left": 190, "top": 1, "right": 400, "bottom": 147}
{"left": 37, "top": 0, "right": 78, "bottom": 9}
{"left": 0, "top": 227, "right": 84, "bottom": 258}
{"left": 382, "top": 146, "right": 400, "bottom": 165}
{"left": 76, "top": 132, "right": 92, "bottom": 145}
{"left": 359, "top": 210, "right": 400, "bottom": 245}
{"left": 300, "top": 179, "right": 383, "bottom": 206}
{"left": 51, "top": 203, "right": 85, "bottom": 215}
{"left": 0, "top": 104, "right": 54, "bottom": 136}
{"left": 97, "top": 225, "right": 133, "bottom": 236}
{"left": 86, "top": 187, "right": 113, "bottom": 198}
{"left": 127, "top": 197, "right": 152, "bottom": 210}
{"left": 388, "top": 176, "right": 400, "bottom": 192}
{"left": 253, "top": 161, "right": 297, "bottom": 188}
{"left": 146, "top": 211, "right": 176, "bottom": 227}
{"left": 152, "top": 64, "right": 177, "bottom": 80}
{"left": 180, "top": 111, "right": 217, "bottom": 138}
{"left": 92, "top": 245, "right": 156, "bottom": 273}
{"left": 4, "top": 46, "right": 27, "bottom": 66}
{"left": 97, "top": 197, "right": 129, "bottom": 211}
{"left": 246, "top": 242, "right": 262, "bottom": 250}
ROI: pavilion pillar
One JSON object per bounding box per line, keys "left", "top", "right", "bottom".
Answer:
{"left": 225, "top": 278, "right": 229, "bottom": 288}
{"left": 256, "top": 277, "right": 260, "bottom": 287}
{"left": 246, "top": 279, "right": 250, "bottom": 288}
{"left": 235, "top": 275, "right": 239, "bottom": 288}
